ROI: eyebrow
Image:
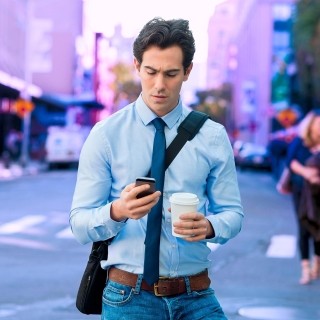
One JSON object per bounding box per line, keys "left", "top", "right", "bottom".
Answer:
{"left": 144, "top": 66, "right": 181, "bottom": 73}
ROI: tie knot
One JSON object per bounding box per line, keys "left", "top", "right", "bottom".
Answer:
{"left": 152, "top": 118, "right": 166, "bottom": 131}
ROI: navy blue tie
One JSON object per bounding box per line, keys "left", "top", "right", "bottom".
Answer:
{"left": 143, "top": 118, "right": 166, "bottom": 285}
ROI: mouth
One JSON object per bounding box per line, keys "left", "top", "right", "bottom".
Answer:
{"left": 152, "top": 94, "right": 166, "bottom": 98}
{"left": 152, "top": 94, "right": 167, "bottom": 102}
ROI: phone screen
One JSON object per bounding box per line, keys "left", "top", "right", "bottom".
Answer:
{"left": 135, "top": 177, "right": 156, "bottom": 198}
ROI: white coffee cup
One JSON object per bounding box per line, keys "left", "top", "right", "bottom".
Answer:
{"left": 169, "top": 192, "right": 199, "bottom": 237}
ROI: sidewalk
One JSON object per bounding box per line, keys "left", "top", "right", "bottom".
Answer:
{"left": 0, "top": 160, "right": 47, "bottom": 181}
{"left": 216, "top": 170, "right": 320, "bottom": 320}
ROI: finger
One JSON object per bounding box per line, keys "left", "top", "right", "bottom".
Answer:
{"left": 124, "top": 183, "right": 136, "bottom": 192}
{"left": 184, "top": 234, "right": 204, "bottom": 242}
{"left": 188, "top": 223, "right": 208, "bottom": 240}
{"left": 174, "top": 224, "right": 199, "bottom": 237}
{"left": 179, "top": 220, "right": 209, "bottom": 238}
{"left": 174, "top": 226, "right": 205, "bottom": 241}
{"left": 136, "top": 190, "right": 161, "bottom": 203}
{"left": 133, "top": 184, "right": 152, "bottom": 198}
{"left": 179, "top": 212, "right": 203, "bottom": 221}
{"left": 126, "top": 197, "right": 157, "bottom": 218}
{"left": 137, "top": 196, "right": 160, "bottom": 210}
{"left": 174, "top": 218, "right": 206, "bottom": 231}
{"left": 128, "top": 192, "right": 161, "bottom": 216}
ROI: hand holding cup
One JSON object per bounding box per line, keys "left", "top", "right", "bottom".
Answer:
{"left": 169, "top": 193, "right": 199, "bottom": 238}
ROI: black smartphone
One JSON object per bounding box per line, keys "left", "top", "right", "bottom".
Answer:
{"left": 135, "top": 177, "right": 156, "bottom": 198}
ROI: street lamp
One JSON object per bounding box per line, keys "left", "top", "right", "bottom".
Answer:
{"left": 20, "top": 0, "right": 33, "bottom": 167}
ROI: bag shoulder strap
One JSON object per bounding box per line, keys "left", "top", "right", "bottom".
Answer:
{"left": 165, "top": 110, "right": 210, "bottom": 169}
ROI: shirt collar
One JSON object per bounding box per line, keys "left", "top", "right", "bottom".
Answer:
{"left": 135, "top": 94, "right": 182, "bottom": 129}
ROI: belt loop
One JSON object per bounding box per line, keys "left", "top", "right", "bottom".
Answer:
{"left": 106, "top": 267, "right": 110, "bottom": 284}
{"left": 134, "top": 274, "right": 143, "bottom": 294}
{"left": 184, "top": 276, "right": 192, "bottom": 295}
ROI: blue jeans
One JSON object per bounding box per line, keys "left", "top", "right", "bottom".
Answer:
{"left": 101, "top": 275, "right": 227, "bottom": 320}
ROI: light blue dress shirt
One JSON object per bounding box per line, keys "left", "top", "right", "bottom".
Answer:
{"left": 70, "top": 94, "right": 244, "bottom": 277}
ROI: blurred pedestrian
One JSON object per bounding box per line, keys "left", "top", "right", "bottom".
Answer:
{"left": 299, "top": 152, "right": 320, "bottom": 243}
{"left": 286, "top": 109, "right": 320, "bottom": 284}
{"left": 70, "top": 17, "right": 244, "bottom": 319}
{"left": 5, "top": 129, "right": 22, "bottom": 161}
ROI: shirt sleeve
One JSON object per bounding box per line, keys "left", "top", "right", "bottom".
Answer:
{"left": 69, "top": 124, "right": 126, "bottom": 245}
{"left": 205, "top": 126, "right": 244, "bottom": 244}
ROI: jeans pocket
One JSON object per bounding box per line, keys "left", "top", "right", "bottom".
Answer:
{"left": 102, "top": 280, "right": 134, "bottom": 306}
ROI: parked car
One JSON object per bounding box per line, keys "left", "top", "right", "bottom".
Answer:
{"left": 45, "top": 125, "right": 90, "bottom": 168}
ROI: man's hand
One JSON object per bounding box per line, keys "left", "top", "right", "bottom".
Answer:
{"left": 111, "top": 183, "right": 161, "bottom": 222}
{"left": 172, "top": 212, "right": 215, "bottom": 241}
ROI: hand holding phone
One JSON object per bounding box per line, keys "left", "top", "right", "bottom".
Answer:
{"left": 135, "top": 177, "right": 156, "bottom": 198}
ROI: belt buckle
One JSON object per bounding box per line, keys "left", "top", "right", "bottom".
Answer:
{"left": 153, "top": 277, "right": 168, "bottom": 297}
{"left": 154, "top": 282, "right": 165, "bottom": 297}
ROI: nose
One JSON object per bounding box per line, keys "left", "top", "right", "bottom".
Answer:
{"left": 154, "top": 74, "right": 165, "bottom": 92}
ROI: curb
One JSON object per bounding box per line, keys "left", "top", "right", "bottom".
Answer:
{"left": 0, "top": 161, "right": 47, "bottom": 181}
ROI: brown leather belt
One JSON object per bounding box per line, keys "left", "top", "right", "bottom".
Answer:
{"left": 108, "top": 267, "right": 211, "bottom": 297}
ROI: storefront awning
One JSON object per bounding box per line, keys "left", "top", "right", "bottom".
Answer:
{"left": 0, "top": 70, "right": 42, "bottom": 99}
{"left": 0, "top": 82, "right": 20, "bottom": 99}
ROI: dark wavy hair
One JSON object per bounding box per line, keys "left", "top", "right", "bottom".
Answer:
{"left": 133, "top": 17, "right": 196, "bottom": 74}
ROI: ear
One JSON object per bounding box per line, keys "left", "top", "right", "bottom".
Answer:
{"left": 133, "top": 58, "right": 141, "bottom": 72}
{"left": 183, "top": 62, "right": 193, "bottom": 81}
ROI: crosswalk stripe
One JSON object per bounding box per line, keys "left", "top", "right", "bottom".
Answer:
{"left": 0, "top": 215, "right": 46, "bottom": 234}
{"left": 56, "top": 227, "right": 74, "bottom": 239}
{"left": 0, "top": 216, "right": 298, "bottom": 259}
{"left": 0, "top": 236, "right": 55, "bottom": 250}
{"left": 266, "top": 234, "right": 296, "bottom": 258}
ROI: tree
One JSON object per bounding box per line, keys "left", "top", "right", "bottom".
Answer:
{"left": 293, "top": 0, "right": 320, "bottom": 111}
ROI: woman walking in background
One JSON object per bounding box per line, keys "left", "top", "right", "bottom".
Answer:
{"left": 286, "top": 109, "right": 320, "bottom": 285}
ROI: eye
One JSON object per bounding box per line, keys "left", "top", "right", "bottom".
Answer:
{"left": 166, "top": 72, "right": 178, "bottom": 77}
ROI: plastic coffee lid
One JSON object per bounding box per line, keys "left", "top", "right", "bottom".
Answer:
{"left": 169, "top": 192, "right": 199, "bottom": 205}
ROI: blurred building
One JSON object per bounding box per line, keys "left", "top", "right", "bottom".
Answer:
{"left": 0, "top": 0, "right": 83, "bottom": 94}
{"left": 0, "top": 0, "right": 91, "bottom": 160}
{"left": 207, "top": 0, "right": 298, "bottom": 146}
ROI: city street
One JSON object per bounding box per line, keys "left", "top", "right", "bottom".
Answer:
{"left": 0, "top": 168, "right": 319, "bottom": 320}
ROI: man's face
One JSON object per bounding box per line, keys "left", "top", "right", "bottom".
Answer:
{"left": 134, "top": 45, "right": 192, "bottom": 117}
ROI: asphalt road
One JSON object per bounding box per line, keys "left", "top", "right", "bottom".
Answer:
{"left": 0, "top": 168, "right": 319, "bottom": 320}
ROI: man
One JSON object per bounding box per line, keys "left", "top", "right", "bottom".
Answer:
{"left": 70, "top": 17, "right": 244, "bottom": 319}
